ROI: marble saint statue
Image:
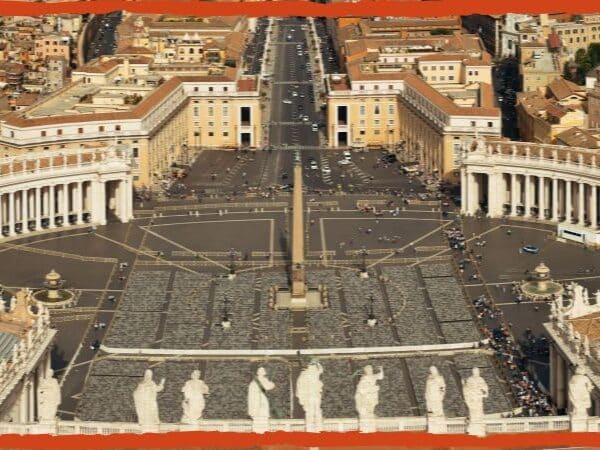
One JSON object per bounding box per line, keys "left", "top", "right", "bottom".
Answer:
{"left": 355, "top": 365, "right": 384, "bottom": 432}
{"left": 248, "top": 367, "right": 275, "bottom": 433}
{"left": 425, "top": 366, "right": 446, "bottom": 418}
{"left": 296, "top": 361, "right": 324, "bottom": 432}
{"left": 37, "top": 369, "right": 61, "bottom": 422}
{"left": 181, "top": 370, "right": 209, "bottom": 424}
{"left": 568, "top": 365, "right": 593, "bottom": 419}
{"left": 133, "top": 369, "right": 165, "bottom": 426}
{"left": 462, "top": 367, "right": 488, "bottom": 421}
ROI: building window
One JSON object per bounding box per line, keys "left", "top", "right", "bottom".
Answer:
{"left": 374, "top": 119, "right": 380, "bottom": 125}
{"left": 448, "top": 65, "right": 454, "bottom": 70}
{"left": 115, "top": 125, "right": 121, "bottom": 131}
{"left": 208, "top": 132, "right": 214, "bottom": 137}
{"left": 440, "top": 76, "right": 445, "bottom": 81}
{"left": 388, "top": 119, "right": 394, "bottom": 125}
{"left": 359, "top": 130, "right": 365, "bottom": 135}
{"left": 208, "top": 122, "right": 214, "bottom": 127}
{"left": 223, "top": 106, "right": 229, "bottom": 116}
{"left": 57, "top": 129, "right": 63, "bottom": 135}
{"left": 388, "top": 104, "right": 394, "bottom": 114}
{"left": 374, "top": 130, "right": 380, "bottom": 135}
{"left": 360, "top": 105, "right": 366, "bottom": 115}
{"left": 208, "top": 107, "right": 214, "bottom": 116}
{"left": 440, "top": 66, "right": 445, "bottom": 70}
{"left": 194, "top": 107, "right": 199, "bottom": 116}
{"left": 194, "top": 131, "right": 200, "bottom": 136}
{"left": 208, "top": 86, "right": 214, "bottom": 92}
{"left": 132, "top": 148, "right": 139, "bottom": 158}
{"left": 422, "top": 66, "right": 428, "bottom": 71}
{"left": 388, "top": 85, "right": 393, "bottom": 90}
{"left": 224, "top": 87, "right": 228, "bottom": 92}
{"left": 488, "top": 122, "right": 493, "bottom": 127}
{"left": 374, "top": 85, "right": 379, "bottom": 90}
{"left": 470, "top": 121, "right": 476, "bottom": 127}
{"left": 223, "top": 132, "right": 229, "bottom": 137}
{"left": 41, "top": 131, "right": 46, "bottom": 137}
{"left": 449, "top": 75, "right": 454, "bottom": 81}
{"left": 133, "top": 176, "right": 139, "bottom": 181}
{"left": 194, "top": 87, "right": 199, "bottom": 92}
{"left": 78, "top": 128, "right": 84, "bottom": 134}
{"left": 98, "top": 126, "right": 104, "bottom": 132}
{"left": 374, "top": 105, "right": 380, "bottom": 115}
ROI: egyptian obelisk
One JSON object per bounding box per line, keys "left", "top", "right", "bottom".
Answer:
{"left": 291, "top": 162, "right": 306, "bottom": 300}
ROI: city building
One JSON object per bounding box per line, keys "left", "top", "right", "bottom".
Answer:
{"left": 516, "top": 78, "right": 587, "bottom": 143}
{"left": 0, "top": 56, "right": 261, "bottom": 189}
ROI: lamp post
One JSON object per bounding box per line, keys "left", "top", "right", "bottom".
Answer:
{"left": 228, "top": 248, "right": 237, "bottom": 280}
{"left": 365, "top": 294, "right": 377, "bottom": 327}
{"left": 359, "top": 246, "right": 369, "bottom": 279}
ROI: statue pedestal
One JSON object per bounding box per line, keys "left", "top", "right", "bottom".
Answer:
{"left": 427, "top": 415, "right": 446, "bottom": 434}
{"left": 466, "top": 419, "right": 486, "bottom": 437}
{"left": 570, "top": 415, "right": 589, "bottom": 432}
{"left": 358, "top": 416, "right": 376, "bottom": 433}
{"left": 252, "top": 418, "right": 270, "bottom": 434}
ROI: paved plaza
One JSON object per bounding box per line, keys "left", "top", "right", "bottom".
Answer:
{"left": 0, "top": 186, "right": 592, "bottom": 422}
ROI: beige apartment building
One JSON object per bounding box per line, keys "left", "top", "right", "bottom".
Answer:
{"left": 553, "top": 15, "right": 600, "bottom": 58}
{"left": 327, "top": 63, "right": 501, "bottom": 182}
{"left": 0, "top": 57, "right": 261, "bottom": 190}
{"left": 33, "top": 34, "right": 70, "bottom": 62}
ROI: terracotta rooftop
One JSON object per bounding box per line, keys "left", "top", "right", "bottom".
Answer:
{"left": 1, "top": 70, "right": 253, "bottom": 129}
{"left": 555, "top": 127, "right": 600, "bottom": 149}
{"left": 547, "top": 77, "right": 586, "bottom": 101}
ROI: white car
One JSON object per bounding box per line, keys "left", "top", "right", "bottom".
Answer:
{"left": 322, "top": 167, "right": 332, "bottom": 174}
{"left": 302, "top": 116, "right": 310, "bottom": 122}
{"left": 311, "top": 123, "right": 318, "bottom": 131}
{"left": 342, "top": 150, "right": 352, "bottom": 160}
{"left": 338, "top": 159, "right": 351, "bottom": 166}
{"left": 291, "top": 91, "right": 298, "bottom": 97}
{"left": 282, "top": 99, "right": 292, "bottom": 104}
{"left": 309, "top": 161, "right": 319, "bottom": 170}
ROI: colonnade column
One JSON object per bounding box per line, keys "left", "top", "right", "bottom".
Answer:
{"left": 21, "top": 190, "right": 29, "bottom": 234}
{"left": 487, "top": 173, "right": 500, "bottom": 217}
{"left": 460, "top": 169, "right": 467, "bottom": 215}
{"left": 524, "top": 175, "right": 532, "bottom": 217}
{"left": 592, "top": 185, "right": 598, "bottom": 229}
{"left": 35, "top": 187, "right": 41, "bottom": 231}
{"left": 578, "top": 183, "right": 586, "bottom": 225}
{"left": 8, "top": 191, "right": 15, "bottom": 236}
{"left": 75, "top": 181, "right": 83, "bottom": 225}
{"left": 62, "top": 184, "right": 69, "bottom": 226}
{"left": 120, "top": 179, "right": 130, "bottom": 223}
{"left": 510, "top": 174, "right": 518, "bottom": 216}
{"left": 538, "top": 176, "right": 545, "bottom": 219}
{"left": 565, "top": 180, "right": 572, "bottom": 222}
{"left": 552, "top": 178, "right": 559, "bottom": 221}
{"left": 48, "top": 185, "right": 55, "bottom": 229}
{"left": 92, "top": 180, "right": 107, "bottom": 226}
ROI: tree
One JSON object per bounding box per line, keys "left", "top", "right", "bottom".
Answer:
{"left": 563, "top": 62, "right": 573, "bottom": 81}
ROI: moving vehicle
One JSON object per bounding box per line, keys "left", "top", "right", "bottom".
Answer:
{"left": 309, "top": 161, "right": 319, "bottom": 170}
{"left": 342, "top": 150, "right": 352, "bottom": 161}
{"left": 521, "top": 245, "right": 540, "bottom": 254}
{"left": 338, "top": 159, "right": 351, "bottom": 166}
{"left": 282, "top": 99, "right": 292, "bottom": 104}
{"left": 321, "top": 167, "right": 332, "bottom": 175}
{"left": 311, "top": 123, "right": 318, "bottom": 132}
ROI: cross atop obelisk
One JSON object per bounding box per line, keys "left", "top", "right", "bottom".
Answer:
{"left": 291, "top": 162, "right": 306, "bottom": 299}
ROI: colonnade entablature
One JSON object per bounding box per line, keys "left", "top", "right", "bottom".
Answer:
{"left": 460, "top": 140, "right": 600, "bottom": 234}
{"left": 0, "top": 145, "right": 133, "bottom": 239}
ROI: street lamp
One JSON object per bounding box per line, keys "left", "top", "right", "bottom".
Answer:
{"left": 228, "top": 248, "right": 237, "bottom": 280}
{"left": 221, "top": 293, "right": 232, "bottom": 329}
{"left": 365, "top": 294, "right": 377, "bottom": 327}
{"left": 359, "top": 246, "right": 369, "bottom": 279}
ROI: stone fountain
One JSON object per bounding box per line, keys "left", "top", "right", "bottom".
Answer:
{"left": 520, "top": 262, "right": 564, "bottom": 301}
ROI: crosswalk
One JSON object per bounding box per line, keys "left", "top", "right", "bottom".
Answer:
{"left": 319, "top": 154, "right": 333, "bottom": 185}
